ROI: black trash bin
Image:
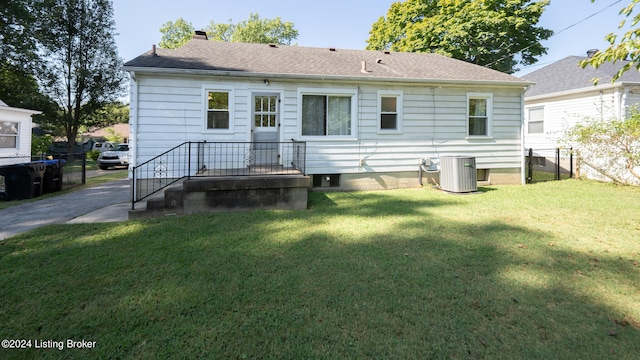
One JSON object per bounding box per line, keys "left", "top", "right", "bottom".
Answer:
{"left": 41, "top": 159, "right": 66, "bottom": 194}
{"left": 0, "top": 162, "right": 46, "bottom": 200}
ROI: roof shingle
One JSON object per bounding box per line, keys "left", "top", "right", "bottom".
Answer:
{"left": 522, "top": 55, "right": 640, "bottom": 97}
{"left": 123, "top": 39, "right": 527, "bottom": 85}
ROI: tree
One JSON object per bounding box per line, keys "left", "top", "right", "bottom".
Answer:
{"left": 564, "top": 110, "right": 640, "bottom": 185}
{"left": 0, "top": 0, "right": 38, "bottom": 71}
{"left": 580, "top": 0, "right": 640, "bottom": 83}
{"left": 159, "top": 17, "right": 195, "bottom": 49}
{"left": 35, "top": 0, "right": 125, "bottom": 154}
{"left": 0, "top": 62, "right": 58, "bottom": 120}
{"left": 158, "top": 13, "right": 299, "bottom": 49}
{"left": 1, "top": 1, "right": 58, "bottom": 131}
{"left": 205, "top": 13, "right": 298, "bottom": 45}
{"left": 83, "top": 101, "right": 130, "bottom": 129}
{"left": 366, "top": 0, "right": 553, "bottom": 74}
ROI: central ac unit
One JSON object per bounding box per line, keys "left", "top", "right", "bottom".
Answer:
{"left": 439, "top": 156, "right": 477, "bottom": 193}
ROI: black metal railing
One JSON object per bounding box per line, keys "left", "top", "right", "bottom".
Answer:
{"left": 131, "top": 140, "right": 306, "bottom": 208}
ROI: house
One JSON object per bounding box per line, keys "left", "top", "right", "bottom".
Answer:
{"left": 81, "top": 123, "right": 130, "bottom": 144}
{"left": 0, "top": 100, "right": 41, "bottom": 166}
{"left": 122, "top": 35, "right": 531, "bottom": 192}
{"left": 522, "top": 52, "right": 640, "bottom": 182}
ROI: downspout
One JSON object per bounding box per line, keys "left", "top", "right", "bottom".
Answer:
{"left": 520, "top": 88, "right": 527, "bottom": 185}
{"left": 620, "top": 85, "right": 629, "bottom": 119}
{"left": 129, "top": 71, "right": 138, "bottom": 206}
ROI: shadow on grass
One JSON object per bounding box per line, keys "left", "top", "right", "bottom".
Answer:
{"left": 0, "top": 189, "right": 638, "bottom": 359}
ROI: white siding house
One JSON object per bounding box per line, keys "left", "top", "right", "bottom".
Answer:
{"left": 0, "top": 100, "right": 40, "bottom": 165}
{"left": 123, "top": 37, "right": 531, "bottom": 190}
{"left": 522, "top": 54, "right": 640, "bottom": 183}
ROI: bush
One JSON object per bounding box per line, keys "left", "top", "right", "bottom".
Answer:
{"left": 31, "top": 134, "right": 53, "bottom": 155}
{"left": 86, "top": 150, "right": 101, "bottom": 161}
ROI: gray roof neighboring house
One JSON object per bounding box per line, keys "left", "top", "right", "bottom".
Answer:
{"left": 522, "top": 55, "right": 640, "bottom": 97}
{"left": 123, "top": 39, "right": 529, "bottom": 86}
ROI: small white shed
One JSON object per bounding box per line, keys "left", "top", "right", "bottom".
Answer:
{"left": 0, "top": 100, "right": 41, "bottom": 165}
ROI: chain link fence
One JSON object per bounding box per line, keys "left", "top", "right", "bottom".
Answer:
{"left": 525, "top": 148, "right": 576, "bottom": 184}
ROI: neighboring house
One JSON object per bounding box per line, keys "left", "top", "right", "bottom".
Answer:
{"left": 82, "top": 123, "right": 130, "bottom": 144}
{"left": 122, "top": 35, "right": 531, "bottom": 190}
{"left": 522, "top": 52, "right": 640, "bottom": 182}
{"left": 0, "top": 100, "right": 41, "bottom": 166}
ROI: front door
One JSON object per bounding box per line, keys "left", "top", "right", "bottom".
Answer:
{"left": 252, "top": 94, "right": 279, "bottom": 165}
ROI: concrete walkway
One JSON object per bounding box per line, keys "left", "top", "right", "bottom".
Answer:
{"left": 0, "top": 178, "right": 132, "bottom": 241}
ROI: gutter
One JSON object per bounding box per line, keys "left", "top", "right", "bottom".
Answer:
{"left": 1, "top": 107, "right": 42, "bottom": 116}
{"left": 120, "top": 66, "right": 533, "bottom": 89}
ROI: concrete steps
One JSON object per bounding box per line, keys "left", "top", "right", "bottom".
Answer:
{"left": 129, "top": 175, "right": 310, "bottom": 219}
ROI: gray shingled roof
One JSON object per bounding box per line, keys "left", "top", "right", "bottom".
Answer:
{"left": 123, "top": 39, "right": 528, "bottom": 85}
{"left": 522, "top": 56, "right": 640, "bottom": 97}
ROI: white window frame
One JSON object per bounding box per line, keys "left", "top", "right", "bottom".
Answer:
{"left": 527, "top": 106, "right": 544, "bottom": 134}
{"left": 466, "top": 92, "right": 493, "bottom": 139}
{"left": 298, "top": 87, "right": 358, "bottom": 141}
{"left": 377, "top": 90, "right": 403, "bottom": 134}
{"left": 202, "top": 85, "right": 234, "bottom": 134}
{"left": 0, "top": 121, "right": 19, "bottom": 149}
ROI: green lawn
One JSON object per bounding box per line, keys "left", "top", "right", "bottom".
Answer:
{"left": 1, "top": 180, "right": 639, "bottom": 359}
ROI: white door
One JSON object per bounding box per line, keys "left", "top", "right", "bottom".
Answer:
{"left": 252, "top": 94, "right": 279, "bottom": 165}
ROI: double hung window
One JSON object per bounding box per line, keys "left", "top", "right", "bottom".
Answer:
{"left": 207, "top": 91, "right": 230, "bottom": 130}
{"left": 0, "top": 121, "right": 18, "bottom": 148}
{"left": 528, "top": 107, "right": 544, "bottom": 134}
{"left": 378, "top": 91, "right": 402, "bottom": 132}
{"left": 467, "top": 93, "right": 492, "bottom": 137}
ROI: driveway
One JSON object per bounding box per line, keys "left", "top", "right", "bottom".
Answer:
{"left": 0, "top": 178, "right": 131, "bottom": 241}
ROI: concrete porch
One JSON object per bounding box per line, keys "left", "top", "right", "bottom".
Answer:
{"left": 129, "top": 174, "right": 310, "bottom": 219}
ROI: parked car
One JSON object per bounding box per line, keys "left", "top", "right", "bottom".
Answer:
{"left": 92, "top": 141, "right": 116, "bottom": 153}
{"left": 98, "top": 143, "right": 129, "bottom": 170}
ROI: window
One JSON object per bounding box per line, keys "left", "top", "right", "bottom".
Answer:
{"left": 301, "top": 93, "right": 353, "bottom": 136}
{"left": 378, "top": 91, "right": 403, "bottom": 132}
{"left": 206, "top": 90, "right": 231, "bottom": 130}
{"left": 528, "top": 107, "right": 544, "bottom": 134}
{"left": 0, "top": 121, "right": 18, "bottom": 149}
{"left": 467, "top": 93, "right": 492, "bottom": 137}
{"left": 254, "top": 96, "right": 277, "bottom": 128}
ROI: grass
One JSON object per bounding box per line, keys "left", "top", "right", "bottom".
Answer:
{"left": 0, "top": 180, "right": 639, "bottom": 359}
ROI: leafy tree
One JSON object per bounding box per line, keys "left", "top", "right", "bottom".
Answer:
{"left": 159, "top": 17, "right": 195, "bottom": 49}
{"left": 580, "top": 0, "right": 640, "bottom": 83}
{"left": 0, "top": 62, "right": 58, "bottom": 121}
{"left": 35, "top": 0, "right": 126, "bottom": 154}
{"left": 564, "top": 110, "right": 640, "bottom": 185}
{"left": 159, "top": 13, "right": 299, "bottom": 49}
{"left": 0, "top": 0, "right": 38, "bottom": 71}
{"left": 205, "top": 13, "right": 298, "bottom": 45}
{"left": 83, "top": 101, "right": 130, "bottom": 129}
{"left": 366, "top": 0, "right": 553, "bottom": 74}
{"left": 102, "top": 127, "right": 122, "bottom": 143}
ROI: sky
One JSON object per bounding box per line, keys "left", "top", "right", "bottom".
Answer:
{"left": 111, "top": 0, "right": 631, "bottom": 76}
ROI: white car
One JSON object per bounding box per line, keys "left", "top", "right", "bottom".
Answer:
{"left": 98, "top": 143, "right": 129, "bottom": 170}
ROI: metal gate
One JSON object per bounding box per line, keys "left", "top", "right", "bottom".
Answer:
{"left": 525, "top": 148, "right": 575, "bottom": 184}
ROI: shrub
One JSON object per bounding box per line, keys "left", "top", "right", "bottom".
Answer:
{"left": 86, "top": 150, "right": 101, "bottom": 161}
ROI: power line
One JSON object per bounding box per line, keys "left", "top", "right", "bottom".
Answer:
{"left": 485, "top": 0, "right": 624, "bottom": 69}
{"left": 554, "top": 0, "right": 623, "bottom": 37}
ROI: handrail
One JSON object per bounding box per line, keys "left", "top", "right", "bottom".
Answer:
{"left": 131, "top": 140, "right": 306, "bottom": 210}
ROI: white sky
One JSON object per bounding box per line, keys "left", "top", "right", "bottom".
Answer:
{"left": 112, "top": 0, "right": 630, "bottom": 76}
